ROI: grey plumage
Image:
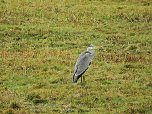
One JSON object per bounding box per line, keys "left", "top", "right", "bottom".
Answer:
{"left": 73, "top": 44, "right": 95, "bottom": 83}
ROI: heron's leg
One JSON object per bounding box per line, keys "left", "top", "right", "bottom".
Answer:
{"left": 82, "top": 76, "right": 85, "bottom": 83}
{"left": 81, "top": 76, "right": 82, "bottom": 83}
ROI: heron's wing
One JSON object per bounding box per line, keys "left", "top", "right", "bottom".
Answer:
{"left": 74, "top": 51, "right": 91, "bottom": 77}
{"left": 89, "top": 50, "right": 95, "bottom": 61}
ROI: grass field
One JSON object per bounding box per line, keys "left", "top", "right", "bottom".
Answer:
{"left": 0, "top": 0, "right": 152, "bottom": 113}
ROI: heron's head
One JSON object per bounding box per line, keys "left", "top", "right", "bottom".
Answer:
{"left": 87, "top": 44, "right": 95, "bottom": 51}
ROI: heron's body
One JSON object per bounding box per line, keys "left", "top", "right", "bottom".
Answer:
{"left": 73, "top": 45, "right": 95, "bottom": 83}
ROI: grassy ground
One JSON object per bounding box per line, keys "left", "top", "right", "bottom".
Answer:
{"left": 0, "top": 0, "right": 152, "bottom": 113}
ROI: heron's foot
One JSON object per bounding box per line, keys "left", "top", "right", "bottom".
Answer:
{"left": 80, "top": 82, "right": 86, "bottom": 87}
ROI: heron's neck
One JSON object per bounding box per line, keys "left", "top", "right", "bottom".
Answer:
{"left": 87, "top": 48, "right": 91, "bottom": 51}
{"left": 87, "top": 49, "right": 94, "bottom": 53}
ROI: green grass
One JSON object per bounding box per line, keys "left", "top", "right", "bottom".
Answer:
{"left": 0, "top": 0, "right": 152, "bottom": 113}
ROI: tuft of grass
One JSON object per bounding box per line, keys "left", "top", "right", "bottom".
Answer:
{"left": 9, "top": 102, "right": 21, "bottom": 109}
{"left": 118, "top": 6, "right": 152, "bottom": 22}
{"left": 27, "top": 93, "right": 48, "bottom": 104}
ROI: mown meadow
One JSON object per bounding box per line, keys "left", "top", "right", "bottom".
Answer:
{"left": 0, "top": 0, "right": 152, "bottom": 113}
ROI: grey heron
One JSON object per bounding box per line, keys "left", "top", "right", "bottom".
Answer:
{"left": 73, "top": 44, "right": 95, "bottom": 83}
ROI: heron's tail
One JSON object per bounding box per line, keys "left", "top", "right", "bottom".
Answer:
{"left": 73, "top": 80, "right": 77, "bottom": 83}
{"left": 73, "top": 75, "right": 78, "bottom": 83}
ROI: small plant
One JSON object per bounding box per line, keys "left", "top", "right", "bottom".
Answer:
{"left": 27, "top": 93, "right": 48, "bottom": 104}
{"left": 9, "top": 102, "right": 20, "bottom": 109}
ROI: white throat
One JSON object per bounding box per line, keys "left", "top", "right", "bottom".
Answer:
{"left": 87, "top": 47, "right": 93, "bottom": 51}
